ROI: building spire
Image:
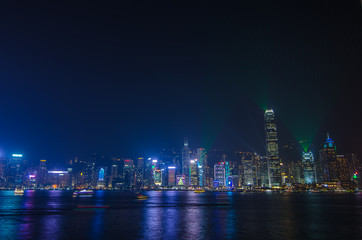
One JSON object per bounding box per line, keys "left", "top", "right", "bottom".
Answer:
{"left": 327, "top": 132, "right": 330, "bottom": 140}
{"left": 184, "top": 137, "right": 188, "bottom": 147}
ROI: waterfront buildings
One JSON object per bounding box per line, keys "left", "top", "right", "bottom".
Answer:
{"left": 0, "top": 111, "right": 360, "bottom": 191}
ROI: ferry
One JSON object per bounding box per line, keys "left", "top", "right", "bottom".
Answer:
{"left": 194, "top": 189, "right": 205, "bottom": 193}
{"left": 136, "top": 194, "right": 148, "bottom": 200}
{"left": 73, "top": 189, "right": 94, "bottom": 197}
{"left": 14, "top": 187, "right": 24, "bottom": 195}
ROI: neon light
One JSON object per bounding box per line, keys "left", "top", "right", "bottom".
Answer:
{"left": 98, "top": 168, "right": 105, "bottom": 181}
{"left": 152, "top": 160, "right": 157, "bottom": 163}
{"left": 168, "top": 166, "right": 176, "bottom": 169}
{"left": 48, "top": 171, "right": 68, "bottom": 174}
{"left": 12, "top": 154, "right": 23, "bottom": 157}
{"left": 29, "top": 175, "right": 36, "bottom": 178}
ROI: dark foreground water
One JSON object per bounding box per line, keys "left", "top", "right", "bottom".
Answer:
{"left": 1, "top": 191, "right": 362, "bottom": 240}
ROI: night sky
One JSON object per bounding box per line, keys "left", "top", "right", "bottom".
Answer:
{"left": 1, "top": 1, "right": 361, "bottom": 162}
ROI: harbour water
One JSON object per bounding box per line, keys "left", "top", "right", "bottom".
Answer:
{"left": 1, "top": 190, "right": 362, "bottom": 239}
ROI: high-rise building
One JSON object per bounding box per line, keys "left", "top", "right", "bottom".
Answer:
{"left": 5, "top": 154, "right": 25, "bottom": 187}
{"left": 319, "top": 134, "right": 338, "bottom": 182}
{"left": 336, "top": 155, "right": 350, "bottom": 182}
{"left": 189, "top": 160, "right": 198, "bottom": 187}
{"left": 123, "top": 159, "right": 135, "bottom": 189}
{"left": 109, "top": 164, "right": 118, "bottom": 187}
{"left": 182, "top": 138, "right": 191, "bottom": 178}
{"left": 143, "top": 158, "right": 153, "bottom": 187}
{"left": 259, "top": 156, "right": 269, "bottom": 187}
{"left": 196, "top": 148, "right": 207, "bottom": 187}
{"left": 302, "top": 151, "right": 317, "bottom": 184}
{"left": 264, "top": 109, "right": 281, "bottom": 187}
{"left": 214, "top": 162, "right": 226, "bottom": 187}
{"left": 168, "top": 166, "right": 176, "bottom": 187}
{"left": 241, "top": 152, "right": 256, "bottom": 186}
{"left": 154, "top": 170, "right": 162, "bottom": 186}
{"left": 96, "top": 167, "right": 107, "bottom": 188}
{"left": 37, "top": 159, "right": 47, "bottom": 187}
{"left": 137, "top": 157, "right": 144, "bottom": 169}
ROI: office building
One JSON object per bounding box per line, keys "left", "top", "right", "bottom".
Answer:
{"left": 319, "top": 134, "right": 338, "bottom": 182}
{"left": 265, "top": 109, "right": 281, "bottom": 187}
{"left": 302, "top": 151, "right": 317, "bottom": 184}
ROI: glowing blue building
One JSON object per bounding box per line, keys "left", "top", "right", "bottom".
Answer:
{"left": 302, "top": 152, "right": 317, "bottom": 184}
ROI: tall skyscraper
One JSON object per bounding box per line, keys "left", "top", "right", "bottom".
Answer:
{"left": 167, "top": 166, "right": 176, "bottom": 187}
{"left": 154, "top": 170, "right": 162, "bottom": 186}
{"left": 97, "top": 167, "right": 106, "bottom": 188}
{"left": 38, "top": 159, "right": 47, "bottom": 187}
{"left": 182, "top": 138, "right": 191, "bottom": 178}
{"left": 196, "top": 148, "right": 207, "bottom": 187}
{"left": 241, "top": 152, "right": 256, "bottom": 186}
{"left": 214, "top": 162, "right": 227, "bottom": 187}
{"left": 336, "top": 155, "right": 350, "bottom": 182}
{"left": 264, "top": 109, "right": 281, "bottom": 187}
{"left": 302, "top": 151, "right": 317, "bottom": 184}
{"left": 189, "top": 160, "right": 198, "bottom": 187}
{"left": 319, "top": 133, "right": 338, "bottom": 182}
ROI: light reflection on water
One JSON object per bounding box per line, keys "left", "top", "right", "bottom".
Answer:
{"left": 0, "top": 190, "right": 362, "bottom": 239}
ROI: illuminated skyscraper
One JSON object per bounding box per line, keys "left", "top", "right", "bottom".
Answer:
{"left": 302, "top": 151, "right": 316, "bottom": 184}
{"left": 97, "top": 167, "right": 106, "bottom": 188}
{"left": 37, "top": 159, "right": 47, "bottom": 187}
{"left": 319, "top": 133, "right": 338, "bottom": 182}
{"left": 109, "top": 164, "right": 118, "bottom": 187}
{"left": 241, "top": 152, "right": 256, "bottom": 186}
{"left": 123, "top": 159, "right": 135, "bottom": 188}
{"left": 137, "top": 157, "right": 144, "bottom": 169}
{"left": 196, "top": 148, "right": 207, "bottom": 187}
{"left": 336, "top": 155, "right": 350, "bottom": 182}
{"left": 154, "top": 170, "right": 162, "bottom": 186}
{"left": 168, "top": 166, "right": 176, "bottom": 187}
{"left": 7, "top": 154, "right": 24, "bottom": 187}
{"left": 189, "top": 160, "right": 198, "bottom": 187}
{"left": 264, "top": 109, "right": 281, "bottom": 187}
{"left": 214, "top": 162, "right": 226, "bottom": 187}
{"left": 182, "top": 138, "right": 191, "bottom": 180}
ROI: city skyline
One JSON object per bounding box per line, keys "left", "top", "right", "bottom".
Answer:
{"left": 1, "top": 108, "right": 360, "bottom": 192}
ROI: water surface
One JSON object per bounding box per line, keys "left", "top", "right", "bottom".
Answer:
{"left": 1, "top": 190, "right": 361, "bottom": 239}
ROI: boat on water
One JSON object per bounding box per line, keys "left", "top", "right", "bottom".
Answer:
{"left": 136, "top": 194, "right": 148, "bottom": 200}
{"left": 14, "top": 187, "right": 24, "bottom": 195}
{"left": 194, "top": 189, "right": 205, "bottom": 193}
{"left": 73, "top": 189, "right": 94, "bottom": 197}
